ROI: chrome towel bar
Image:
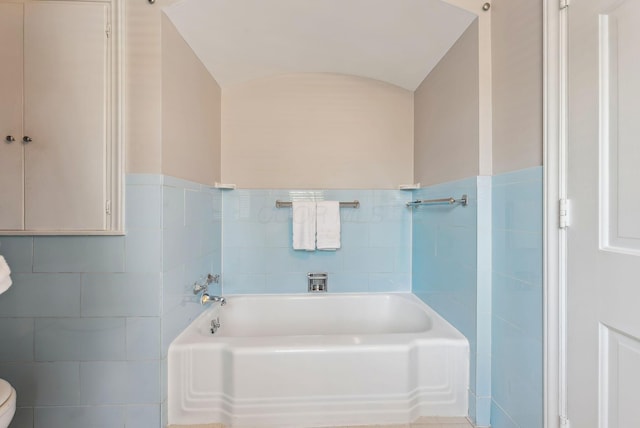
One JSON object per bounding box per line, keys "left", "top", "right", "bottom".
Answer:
{"left": 275, "top": 200, "right": 360, "bottom": 208}
{"left": 406, "top": 194, "right": 468, "bottom": 207}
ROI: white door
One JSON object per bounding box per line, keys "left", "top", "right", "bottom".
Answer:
{"left": 23, "top": 1, "right": 109, "bottom": 231}
{"left": 567, "top": 0, "right": 640, "bottom": 426}
{"left": 0, "top": 3, "right": 24, "bottom": 230}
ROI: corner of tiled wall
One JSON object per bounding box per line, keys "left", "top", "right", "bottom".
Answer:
{"left": 474, "top": 175, "right": 492, "bottom": 428}
{"left": 410, "top": 176, "right": 487, "bottom": 424}
{"left": 490, "top": 166, "right": 543, "bottom": 428}
{"left": 159, "top": 175, "right": 222, "bottom": 428}
{"left": 411, "top": 168, "right": 543, "bottom": 428}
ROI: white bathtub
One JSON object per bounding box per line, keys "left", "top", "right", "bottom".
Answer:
{"left": 168, "top": 293, "right": 469, "bottom": 427}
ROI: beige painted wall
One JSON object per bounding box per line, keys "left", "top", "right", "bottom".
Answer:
{"left": 414, "top": 20, "right": 479, "bottom": 186}
{"left": 161, "top": 15, "right": 221, "bottom": 185}
{"left": 125, "top": 1, "right": 221, "bottom": 184}
{"left": 221, "top": 73, "right": 414, "bottom": 189}
{"left": 126, "top": 1, "right": 541, "bottom": 185}
{"left": 491, "top": 0, "right": 543, "bottom": 174}
{"left": 125, "top": 0, "right": 171, "bottom": 174}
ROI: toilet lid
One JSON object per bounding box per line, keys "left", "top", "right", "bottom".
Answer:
{"left": 0, "top": 379, "right": 12, "bottom": 407}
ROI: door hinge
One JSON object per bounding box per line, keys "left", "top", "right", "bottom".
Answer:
{"left": 559, "top": 199, "right": 570, "bottom": 229}
{"left": 560, "top": 415, "right": 571, "bottom": 427}
{"left": 106, "top": 23, "right": 111, "bottom": 38}
{"left": 106, "top": 200, "right": 112, "bottom": 215}
{"left": 560, "top": 0, "right": 570, "bottom": 9}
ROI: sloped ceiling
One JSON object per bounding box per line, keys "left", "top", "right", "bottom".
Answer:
{"left": 164, "top": 0, "right": 476, "bottom": 91}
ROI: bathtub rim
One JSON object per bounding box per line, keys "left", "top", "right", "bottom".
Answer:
{"left": 170, "top": 292, "right": 469, "bottom": 348}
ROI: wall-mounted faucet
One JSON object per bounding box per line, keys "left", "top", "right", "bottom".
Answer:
{"left": 200, "top": 294, "right": 226, "bottom": 306}
{"left": 308, "top": 272, "right": 328, "bottom": 292}
{"left": 211, "top": 317, "right": 221, "bottom": 334}
{"left": 192, "top": 273, "right": 225, "bottom": 306}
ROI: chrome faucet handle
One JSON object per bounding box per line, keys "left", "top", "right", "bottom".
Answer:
{"left": 193, "top": 281, "right": 207, "bottom": 294}
{"left": 195, "top": 274, "right": 220, "bottom": 294}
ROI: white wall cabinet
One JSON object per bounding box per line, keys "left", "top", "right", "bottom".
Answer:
{"left": 0, "top": 0, "right": 122, "bottom": 234}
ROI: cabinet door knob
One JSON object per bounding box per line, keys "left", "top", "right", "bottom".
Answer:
{"left": 22, "top": 136, "right": 32, "bottom": 144}
{"left": 5, "top": 135, "right": 15, "bottom": 143}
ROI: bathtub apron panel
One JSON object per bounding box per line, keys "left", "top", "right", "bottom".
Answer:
{"left": 168, "top": 293, "right": 469, "bottom": 427}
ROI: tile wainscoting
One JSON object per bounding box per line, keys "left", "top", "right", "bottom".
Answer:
{"left": 0, "top": 175, "right": 222, "bottom": 428}
{"left": 0, "top": 168, "right": 542, "bottom": 428}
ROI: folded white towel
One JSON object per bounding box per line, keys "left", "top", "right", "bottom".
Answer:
{"left": 0, "top": 255, "right": 12, "bottom": 295}
{"left": 292, "top": 201, "right": 316, "bottom": 251}
{"left": 316, "top": 201, "right": 341, "bottom": 250}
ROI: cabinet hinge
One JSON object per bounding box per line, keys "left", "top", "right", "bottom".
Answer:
{"left": 560, "top": 0, "right": 570, "bottom": 9}
{"left": 559, "top": 199, "right": 570, "bottom": 229}
{"left": 106, "top": 24, "right": 111, "bottom": 38}
{"left": 106, "top": 200, "right": 112, "bottom": 215}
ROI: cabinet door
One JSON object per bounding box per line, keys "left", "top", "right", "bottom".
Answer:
{"left": 0, "top": 3, "right": 24, "bottom": 230}
{"left": 24, "top": 2, "right": 109, "bottom": 231}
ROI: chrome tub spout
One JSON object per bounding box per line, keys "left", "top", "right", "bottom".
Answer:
{"left": 200, "top": 293, "right": 226, "bottom": 306}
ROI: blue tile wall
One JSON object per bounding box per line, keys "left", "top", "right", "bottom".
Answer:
{"left": 34, "top": 406, "right": 126, "bottom": 428}
{"left": 411, "top": 169, "right": 542, "bottom": 427}
{"left": 0, "top": 168, "right": 542, "bottom": 427}
{"left": 158, "top": 176, "right": 222, "bottom": 427}
{"left": 0, "top": 174, "right": 222, "bottom": 428}
{"left": 32, "top": 236, "right": 125, "bottom": 273}
{"left": 222, "top": 189, "right": 412, "bottom": 294}
{"left": 474, "top": 176, "right": 493, "bottom": 427}
{"left": 410, "top": 177, "right": 493, "bottom": 425}
{"left": 160, "top": 176, "right": 222, "bottom": 356}
{"left": 0, "top": 274, "right": 81, "bottom": 317}
{"left": 491, "top": 166, "right": 543, "bottom": 428}
{"left": 0, "top": 319, "right": 33, "bottom": 362}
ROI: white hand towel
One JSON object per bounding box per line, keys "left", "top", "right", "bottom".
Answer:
{"left": 0, "top": 255, "right": 12, "bottom": 295}
{"left": 292, "top": 201, "right": 316, "bottom": 251}
{"left": 316, "top": 201, "right": 341, "bottom": 250}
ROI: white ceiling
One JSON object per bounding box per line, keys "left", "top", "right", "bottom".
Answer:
{"left": 164, "top": 0, "right": 476, "bottom": 91}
